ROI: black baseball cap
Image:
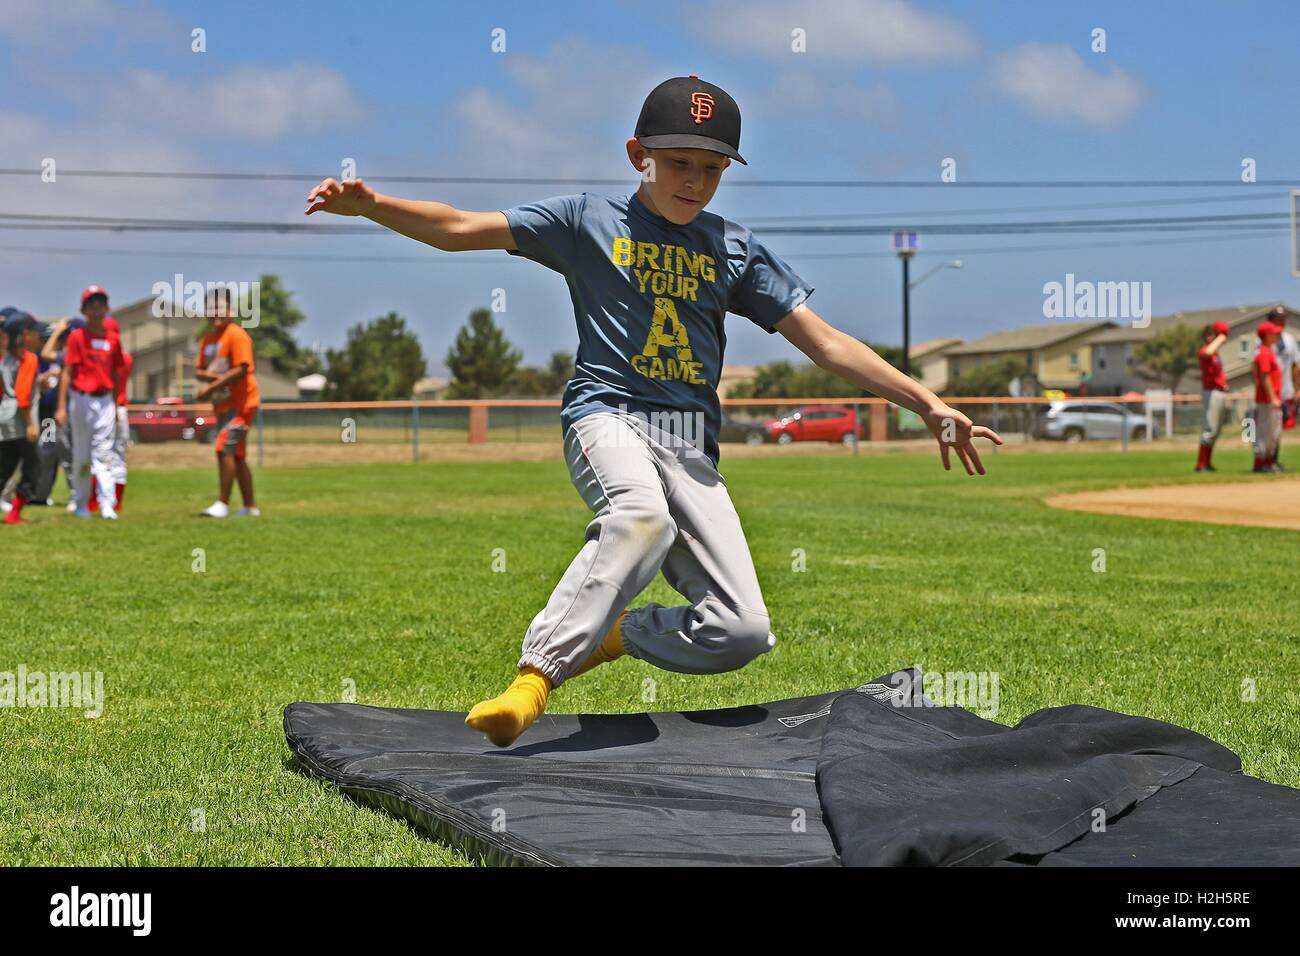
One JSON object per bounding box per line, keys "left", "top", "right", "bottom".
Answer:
{"left": 2, "top": 310, "right": 35, "bottom": 338}
{"left": 635, "top": 75, "right": 746, "bottom": 165}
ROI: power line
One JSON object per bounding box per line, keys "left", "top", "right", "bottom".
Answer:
{"left": 743, "top": 191, "right": 1294, "bottom": 224}
{"left": 0, "top": 228, "right": 1284, "bottom": 267}
{"left": 0, "top": 209, "right": 1290, "bottom": 237}
{"left": 752, "top": 211, "right": 1291, "bottom": 236}
{"left": 2, "top": 166, "right": 1299, "bottom": 188}
{"left": 789, "top": 230, "right": 1282, "bottom": 260}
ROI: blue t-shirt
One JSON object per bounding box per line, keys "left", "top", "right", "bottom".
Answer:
{"left": 502, "top": 191, "right": 813, "bottom": 467}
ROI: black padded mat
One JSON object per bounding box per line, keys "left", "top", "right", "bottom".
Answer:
{"left": 285, "top": 669, "right": 1300, "bottom": 866}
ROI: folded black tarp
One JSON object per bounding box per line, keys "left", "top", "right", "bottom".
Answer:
{"left": 284, "top": 669, "right": 1300, "bottom": 866}
{"left": 816, "top": 678, "right": 1300, "bottom": 866}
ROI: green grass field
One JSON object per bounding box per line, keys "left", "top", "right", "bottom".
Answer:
{"left": 3, "top": 445, "right": 1297, "bottom": 865}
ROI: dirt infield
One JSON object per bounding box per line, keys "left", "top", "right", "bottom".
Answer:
{"left": 1046, "top": 478, "right": 1300, "bottom": 531}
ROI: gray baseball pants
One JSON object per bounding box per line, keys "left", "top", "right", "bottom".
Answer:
{"left": 1253, "top": 403, "right": 1282, "bottom": 460}
{"left": 1199, "top": 389, "right": 1227, "bottom": 446}
{"left": 518, "top": 411, "right": 775, "bottom": 687}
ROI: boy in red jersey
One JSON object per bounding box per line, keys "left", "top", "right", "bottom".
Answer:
{"left": 1195, "top": 320, "right": 1230, "bottom": 472}
{"left": 1252, "top": 321, "right": 1284, "bottom": 473}
{"left": 55, "top": 287, "right": 126, "bottom": 519}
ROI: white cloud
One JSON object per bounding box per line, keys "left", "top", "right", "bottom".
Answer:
{"left": 0, "top": 107, "right": 273, "bottom": 220}
{"left": 762, "top": 71, "right": 900, "bottom": 128}
{"left": 443, "top": 39, "right": 671, "bottom": 178}
{"left": 992, "top": 43, "right": 1145, "bottom": 127}
{"left": 54, "top": 64, "right": 367, "bottom": 141}
{"left": 0, "top": 0, "right": 176, "bottom": 50}
{"left": 695, "top": 0, "right": 978, "bottom": 63}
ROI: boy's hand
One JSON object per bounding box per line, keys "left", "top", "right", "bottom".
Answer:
{"left": 305, "top": 178, "right": 377, "bottom": 217}
{"left": 923, "top": 402, "right": 1003, "bottom": 476}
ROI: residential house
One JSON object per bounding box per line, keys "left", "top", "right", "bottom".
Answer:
{"left": 908, "top": 337, "right": 963, "bottom": 392}
{"left": 944, "top": 320, "right": 1115, "bottom": 393}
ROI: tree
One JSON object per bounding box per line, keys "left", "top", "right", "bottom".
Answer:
{"left": 249, "top": 274, "right": 320, "bottom": 377}
{"left": 323, "top": 312, "right": 426, "bottom": 400}
{"left": 541, "top": 351, "right": 574, "bottom": 394}
{"left": 504, "top": 366, "right": 547, "bottom": 396}
{"left": 503, "top": 351, "right": 574, "bottom": 397}
{"left": 445, "top": 309, "right": 522, "bottom": 398}
{"left": 944, "top": 358, "right": 1030, "bottom": 397}
{"left": 1135, "top": 323, "right": 1201, "bottom": 392}
{"left": 728, "top": 342, "right": 914, "bottom": 400}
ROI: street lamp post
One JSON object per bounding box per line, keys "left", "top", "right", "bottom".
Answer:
{"left": 897, "top": 247, "right": 964, "bottom": 377}
{"left": 892, "top": 231, "right": 919, "bottom": 377}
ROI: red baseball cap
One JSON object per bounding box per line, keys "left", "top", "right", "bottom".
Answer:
{"left": 1212, "top": 320, "right": 1230, "bottom": 336}
{"left": 80, "top": 285, "right": 109, "bottom": 306}
{"left": 1258, "top": 321, "right": 1282, "bottom": 337}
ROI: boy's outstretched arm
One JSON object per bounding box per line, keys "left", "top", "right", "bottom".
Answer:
{"left": 774, "top": 304, "right": 1003, "bottom": 475}
{"left": 305, "top": 178, "right": 516, "bottom": 252}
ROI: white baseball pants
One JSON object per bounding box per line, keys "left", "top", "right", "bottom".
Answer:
{"left": 109, "top": 404, "right": 129, "bottom": 486}
{"left": 518, "top": 411, "right": 774, "bottom": 687}
{"left": 69, "top": 390, "right": 117, "bottom": 512}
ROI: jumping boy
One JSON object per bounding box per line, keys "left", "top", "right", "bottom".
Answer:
{"left": 306, "top": 75, "right": 1002, "bottom": 747}
{"left": 195, "top": 287, "right": 260, "bottom": 518}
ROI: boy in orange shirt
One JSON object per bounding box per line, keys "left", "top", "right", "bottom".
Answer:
{"left": 195, "top": 288, "right": 261, "bottom": 517}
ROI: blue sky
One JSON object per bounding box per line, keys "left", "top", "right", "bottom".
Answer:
{"left": 2, "top": 0, "right": 1297, "bottom": 375}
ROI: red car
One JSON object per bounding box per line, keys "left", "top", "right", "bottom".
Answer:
{"left": 763, "top": 405, "right": 864, "bottom": 445}
{"left": 127, "top": 396, "right": 217, "bottom": 444}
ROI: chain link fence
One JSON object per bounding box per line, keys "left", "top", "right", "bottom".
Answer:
{"left": 126, "top": 394, "right": 1262, "bottom": 465}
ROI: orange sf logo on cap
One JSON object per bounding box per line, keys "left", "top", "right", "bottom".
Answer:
{"left": 689, "top": 91, "right": 714, "bottom": 125}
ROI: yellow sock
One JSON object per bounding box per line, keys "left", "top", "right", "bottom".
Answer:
{"left": 572, "top": 611, "right": 628, "bottom": 677}
{"left": 465, "top": 666, "right": 551, "bottom": 747}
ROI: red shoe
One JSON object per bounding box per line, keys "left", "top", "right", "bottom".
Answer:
{"left": 4, "top": 495, "right": 26, "bottom": 525}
